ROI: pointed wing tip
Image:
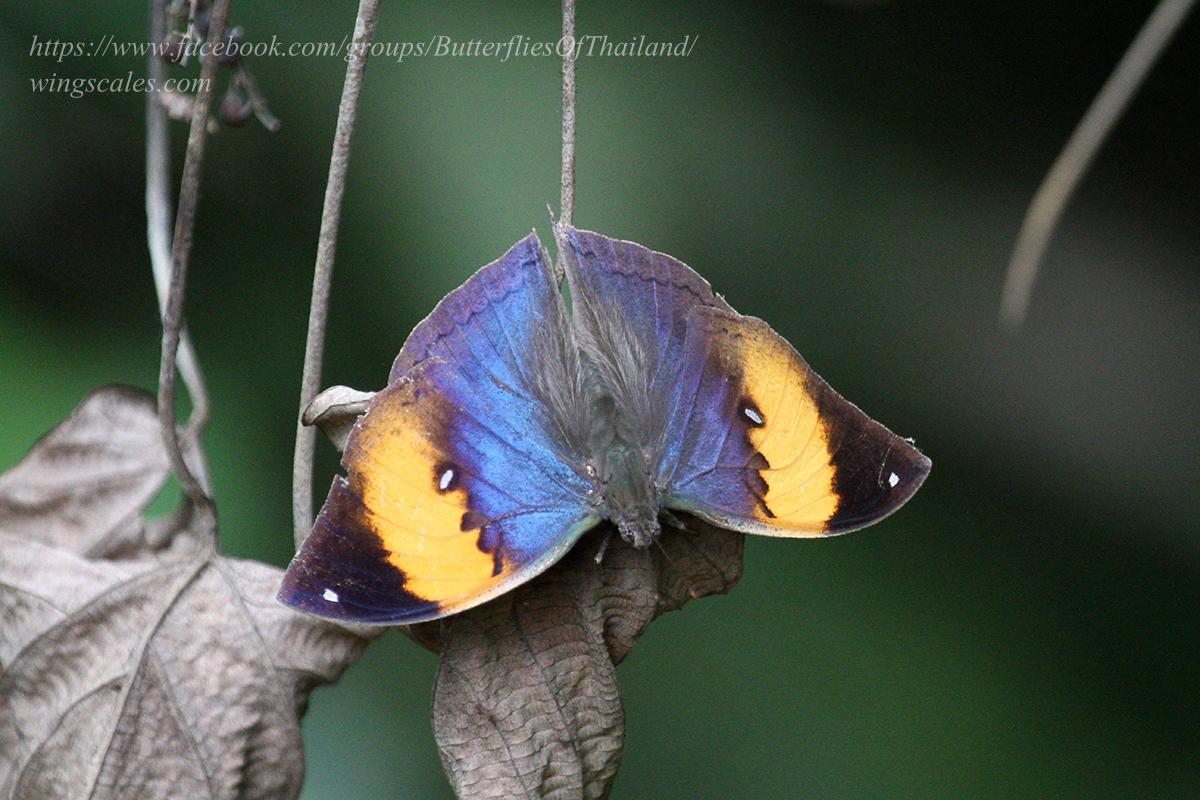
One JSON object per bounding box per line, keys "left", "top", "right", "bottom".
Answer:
{"left": 389, "top": 230, "right": 557, "bottom": 380}
{"left": 501, "top": 230, "right": 546, "bottom": 274}
{"left": 825, "top": 440, "right": 931, "bottom": 535}
{"left": 514, "top": 229, "right": 542, "bottom": 251}
{"left": 885, "top": 445, "right": 931, "bottom": 514}
{"left": 276, "top": 564, "right": 343, "bottom": 619}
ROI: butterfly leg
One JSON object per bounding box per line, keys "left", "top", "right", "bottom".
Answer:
{"left": 593, "top": 528, "right": 614, "bottom": 564}
{"left": 660, "top": 509, "right": 691, "bottom": 534}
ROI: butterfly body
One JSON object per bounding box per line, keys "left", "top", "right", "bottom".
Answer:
{"left": 592, "top": 444, "right": 661, "bottom": 548}
{"left": 525, "top": 365, "right": 665, "bottom": 550}
{"left": 279, "top": 227, "right": 930, "bottom": 624}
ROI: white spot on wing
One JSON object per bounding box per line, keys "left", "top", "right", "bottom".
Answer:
{"left": 439, "top": 468, "right": 455, "bottom": 491}
{"left": 322, "top": 588, "right": 340, "bottom": 603}
{"left": 888, "top": 472, "right": 900, "bottom": 488}
{"left": 743, "top": 406, "right": 764, "bottom": 425}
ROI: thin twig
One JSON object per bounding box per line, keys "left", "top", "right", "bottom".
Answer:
{"left": 560, "top": 0, "right": 577, "bottom": 228}
{"left": 146, "top": 0, "right": 212, "bottom": 490}
{"left": 234, "top": 65, "right": 281, "bottom": 132}
{"left": 293, "top": 0, "right": 382, "bottom": 548}
{"left": 159, "top": 0, "right": 232, "bottom": 518}
{"left": 999, "top": 0, "right": 1196, "bottom": 329}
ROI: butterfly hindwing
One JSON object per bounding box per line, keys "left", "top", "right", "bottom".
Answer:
{"left": 279, "top": 236, "right": 599, "bottom": 624}
{"left": 665, "top": 306, "right": 930, "bottom": 536}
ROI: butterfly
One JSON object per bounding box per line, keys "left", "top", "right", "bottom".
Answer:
{"left": 278, "top": 226, "right": 930, "bottom": 624}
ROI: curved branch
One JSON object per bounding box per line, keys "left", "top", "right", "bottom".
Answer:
{"left": 292, "top": 0, "right": 382, "bottom": 548}
{"left": 146, "top": 0, "right": 211, "bottom": 488}
{"left": 158, "top": 0, "right": 231, "bottom": 516}
{"left": 1000, "top": 0, "right": 1196, "bottom": 329}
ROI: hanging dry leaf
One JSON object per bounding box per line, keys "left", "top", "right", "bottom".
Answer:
{"left": 0, "top": 386, "right": 373, "bottom": 800}
{"left": 430, "top": 519, "right": 742, "bottom": 800}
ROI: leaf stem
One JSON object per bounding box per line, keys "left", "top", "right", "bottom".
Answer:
{"left": 293, "top": 0, "right": 382, "bottom": 548}
{"left": 999, "top": 0, "right": 1196, "bottom": 329}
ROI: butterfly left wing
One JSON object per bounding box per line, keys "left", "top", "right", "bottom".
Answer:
{"left": 555, "top": 225, "right": 929, "bottom": 535}
{"left": 280, "top": 235, "right": 600, "bottom": 624}
{"left": 664, "top": 306, "right": 930, "bottom": 536}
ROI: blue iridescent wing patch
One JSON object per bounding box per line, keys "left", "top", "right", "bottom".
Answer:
{"left": 279, "top": 235, "right": 599, "bottom": 624}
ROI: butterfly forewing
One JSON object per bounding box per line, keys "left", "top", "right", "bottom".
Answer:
{"left": 280, "top": 235, "right": 599, "bottom": 624}
{"left": 664, "top": 306, "right": 930, "bottom": 536}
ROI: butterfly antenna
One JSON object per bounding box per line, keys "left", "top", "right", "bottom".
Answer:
{"left": 651, "top": 533, "right": 678, "bottom": 567}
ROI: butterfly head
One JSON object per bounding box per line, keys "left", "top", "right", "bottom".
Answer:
{"left": 614, "top": 510, "right": 660, "bottom": 548}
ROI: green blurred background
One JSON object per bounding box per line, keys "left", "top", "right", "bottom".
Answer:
{"left": 2, "top": 1, "right": 1198, "bottom": 797}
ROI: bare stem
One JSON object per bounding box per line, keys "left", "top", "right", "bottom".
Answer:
{"left": 158, "top": 0, "right": 231, "bottom": 517}
{"left": 293, "top": 0, "right": 382, "bottom": 548}
{"left": 147, "top": 0, "right": 212, "bottom": 490}
{"left": 560, "top": 0, "right": 577, "bottom": 228}
{"left": 999, "top": 0, "right": 1196, "bottom": 329}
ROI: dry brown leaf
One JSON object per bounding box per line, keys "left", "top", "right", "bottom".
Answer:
{"left": 430, "top": 521, "right": 743, "bottom": 800}
{"left": 0, "top": 385, "right": 182, "bottom": 559}
{"left": 0, "top": 386, "right": 372, "bottom": 800}
{"left": 301, "top": 385, "right": 375, "bottom": 453}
